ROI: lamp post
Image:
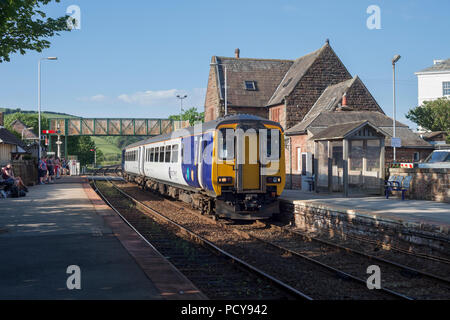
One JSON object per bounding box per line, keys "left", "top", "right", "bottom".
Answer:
{"left": 392, "top": 54, "right": 401, "bottom": 162}
{"left": 38, "top": 57, "right": 58, "bottom": 160}
{"left": 176, "top": 94, "right": 187, "bottom": 127}
{"left": 210, "top": 62, "right": 228, "bottom": 116}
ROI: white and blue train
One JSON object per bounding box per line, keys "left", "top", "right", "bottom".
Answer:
{"left": 122, "top": 114, "right": 286, "bottom": 219}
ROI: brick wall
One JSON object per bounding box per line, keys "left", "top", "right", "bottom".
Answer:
{"left": 385, "top": 147, "right": 433, "bottom": 164}
{"left": 285, "top": 134, "right": 313, "bottom": 189}
{"left": 284, "top": 46, "right": 352, "bottom": 129}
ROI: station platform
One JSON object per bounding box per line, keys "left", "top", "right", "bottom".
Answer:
{"left": 281, "top": 190, "right": 450, "bottom": 229}
{"left": 280, "top": 190, "right": 450, "bottom": 255}
{"left": 0, "top": 176, "right": 205, "bottom": 300}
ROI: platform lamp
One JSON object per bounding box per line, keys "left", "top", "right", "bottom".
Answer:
{"left": 392, "top": 54, "right": 401, "bottom": 163}
{"left": 38, "top": 56, "right": 58, "bottom": 160}
{"left": 176, "top": 94, "right": 188, "bottom": 127}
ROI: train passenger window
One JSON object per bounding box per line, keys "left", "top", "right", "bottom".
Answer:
{"left": 159, "top": 146, "right": 165, "bottom": 162}
{"left": 154, "top": 147, "right": 159, "bottom": 162}
{"left": 218, "top": 128, "right": 235, "bottom": 160}
{"left": 172, "top": 144, "right": 178, "bottom": 163}
{"left": 150, "top": 148, "right": 154, "bottom": 162}
{"left": 165, "top": 145, "right": 171, "bottom": 163}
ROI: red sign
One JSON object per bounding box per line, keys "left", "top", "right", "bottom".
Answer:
{"left": 42, "top": 130, "right": 56, "bottom": 134}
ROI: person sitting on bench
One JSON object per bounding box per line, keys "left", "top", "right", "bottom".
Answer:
{"left": 1, "top": 164, "right": 28, "bottom": 192}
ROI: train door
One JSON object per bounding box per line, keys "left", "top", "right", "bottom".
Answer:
{"left": 139, "top": 146, "right": 145, "bottom": 175}
{"left": 236, "top": 129, "right": 260, "bottom": 191}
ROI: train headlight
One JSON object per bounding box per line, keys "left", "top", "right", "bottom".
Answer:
{"left": 266, "top": 176, "right": 281, "bottom": 183}
{"left": 218, "top": 176, "right": 233, "bottom": 184}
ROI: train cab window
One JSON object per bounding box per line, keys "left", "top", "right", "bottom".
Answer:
{"left": 154, "top": 147, "right": 159, "bottom": 162}
{"left": 165, "top": 145, "right": 171, "bottom": 163}
{"left": 172, "top": 144, "right": 178, "bottom": 163}
{"left": 218, "top": 128, "right": 235, "bottom": 160}
{"left": 159, "top": 146, "right": 165, "bottom": 162}
{"left": 264, "top": 129, "right": 280, "bottom": 160}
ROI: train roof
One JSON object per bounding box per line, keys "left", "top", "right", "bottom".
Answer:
{"left": 124, "top": 114, "right": 283, "bottom": 149}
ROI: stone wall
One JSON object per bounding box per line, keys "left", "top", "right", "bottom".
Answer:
{"left": 389, "top": 167, "right": 449, "bottom": 203}
{"left": 204, "top": 65, "right": 221, "bottom": 121}
{"left": 284, "top": 46, "right": 352, "bottom": 129}
{"left": 279, "top": 199, "right": 450, "bottom": 257}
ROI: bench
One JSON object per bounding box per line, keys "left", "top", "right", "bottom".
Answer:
{"left": 385, "top": 175, "right": 412, "bottom": 200}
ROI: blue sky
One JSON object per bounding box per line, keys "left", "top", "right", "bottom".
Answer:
{"left": 0, "top": 0, "right": 449, "bottom": 129}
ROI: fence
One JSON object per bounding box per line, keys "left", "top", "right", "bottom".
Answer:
{"left": 12, "top": 160, "right": 38, "bottom": 186}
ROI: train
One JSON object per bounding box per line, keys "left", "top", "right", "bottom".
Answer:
{"left": 122, "top": 114, "right": 286, "bottom": 219}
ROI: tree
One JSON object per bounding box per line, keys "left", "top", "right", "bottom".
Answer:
{"left": 406, "top": 97, "right": 450, "bottom": 142}
{"left": 169, "top": 107, "right": 204, "bottom": 126}
{"left": 0, "top": 0, "right": 71, "bottom": 62}
{"left": 67, "top": 136, "right": 103, "bottom": 166}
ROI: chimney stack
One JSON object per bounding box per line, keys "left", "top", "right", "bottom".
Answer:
{"left": 235, "top": 48, "right": 240, "bottom": 59}
{"left": 0, "top": 112, "right": 3, "bottom": 126}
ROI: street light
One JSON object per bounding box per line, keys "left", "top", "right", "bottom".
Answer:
{"left": 392, "top": 54, "right": 401, "bottom": 162}
{"left": 38, "top": 57, "right": 58, "bottom": 160}
{"left": 176, "top": 94, "right": 188, "bottom": 123}
{"left": 210, "top": 62, "right": 228, "bottom": 116}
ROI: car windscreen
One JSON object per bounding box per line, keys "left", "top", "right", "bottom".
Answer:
{"left": 424, "top": 151, "right": 450, "bottom": 163}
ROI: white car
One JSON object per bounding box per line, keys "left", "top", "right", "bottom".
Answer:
{"left": 417, "top": 150, "right": 450, "bottom": 168}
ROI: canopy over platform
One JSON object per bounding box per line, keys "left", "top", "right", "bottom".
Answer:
{"left": 313, "top": 121, "right": 387, "bottom": 197}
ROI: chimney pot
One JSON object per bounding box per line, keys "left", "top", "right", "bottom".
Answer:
{"left": 342, "top": 92, "right": 347, "bottom": 106}
{"left": 235, "top": 48, "right": 240, "bottom": 59}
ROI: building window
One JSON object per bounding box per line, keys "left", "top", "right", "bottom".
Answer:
{"left": 443, "top": 82, "right": 450, "bottom": 96}
{"left": 244, "top": 81, "right": 257, "bottom": 91}
{"left": 413, "top": 152, "right": 420, "bottom": 162}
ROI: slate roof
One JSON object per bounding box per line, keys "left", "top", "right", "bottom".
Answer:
{"left": 286, "top": 111, "right": 432, "bottom": 148}
{"left": 416, "top": 58, "right": 450, "bottom": 73}
{"left": 312, "top": 120, "right": 387, "bottom": 141}
{"left": 286, "top": 111, "right": 406, "bottom": 134}
{"left": 0, "top": 126, "right": 26, "bottom": 148}
{"left": 213, "top": 56, "right": 293, "bottom": 108}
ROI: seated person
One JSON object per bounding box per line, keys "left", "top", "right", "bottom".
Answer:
{"left": 1, "top": 164, "right": 28, "bottom": 192}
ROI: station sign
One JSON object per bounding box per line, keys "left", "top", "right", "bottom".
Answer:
{"left": 42, "top": 130, "right": 56, "bottom": 134}
{"left": 391, "top": 138, "right": 402, "bottom": 148}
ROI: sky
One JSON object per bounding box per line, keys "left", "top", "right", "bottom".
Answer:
{"left": 1, "top": 0, "right": 449, "bottom": 129}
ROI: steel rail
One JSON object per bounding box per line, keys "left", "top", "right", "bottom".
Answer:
{"left": 276, "top": 225, "right": 450, "bottom": 285}
{"left": 91, "top": 172, "right": 313, "bottom": 301}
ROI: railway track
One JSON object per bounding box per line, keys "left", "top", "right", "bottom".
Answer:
{"left": 93, "top": 169, "right": 420, "bottom": 300}
{"left": 90, "top": 168, "right": 311, "bottom": 300}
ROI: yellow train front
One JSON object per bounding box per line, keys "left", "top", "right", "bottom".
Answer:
{"left": 211, "top": 115, "right": 285, "bottom": 219}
